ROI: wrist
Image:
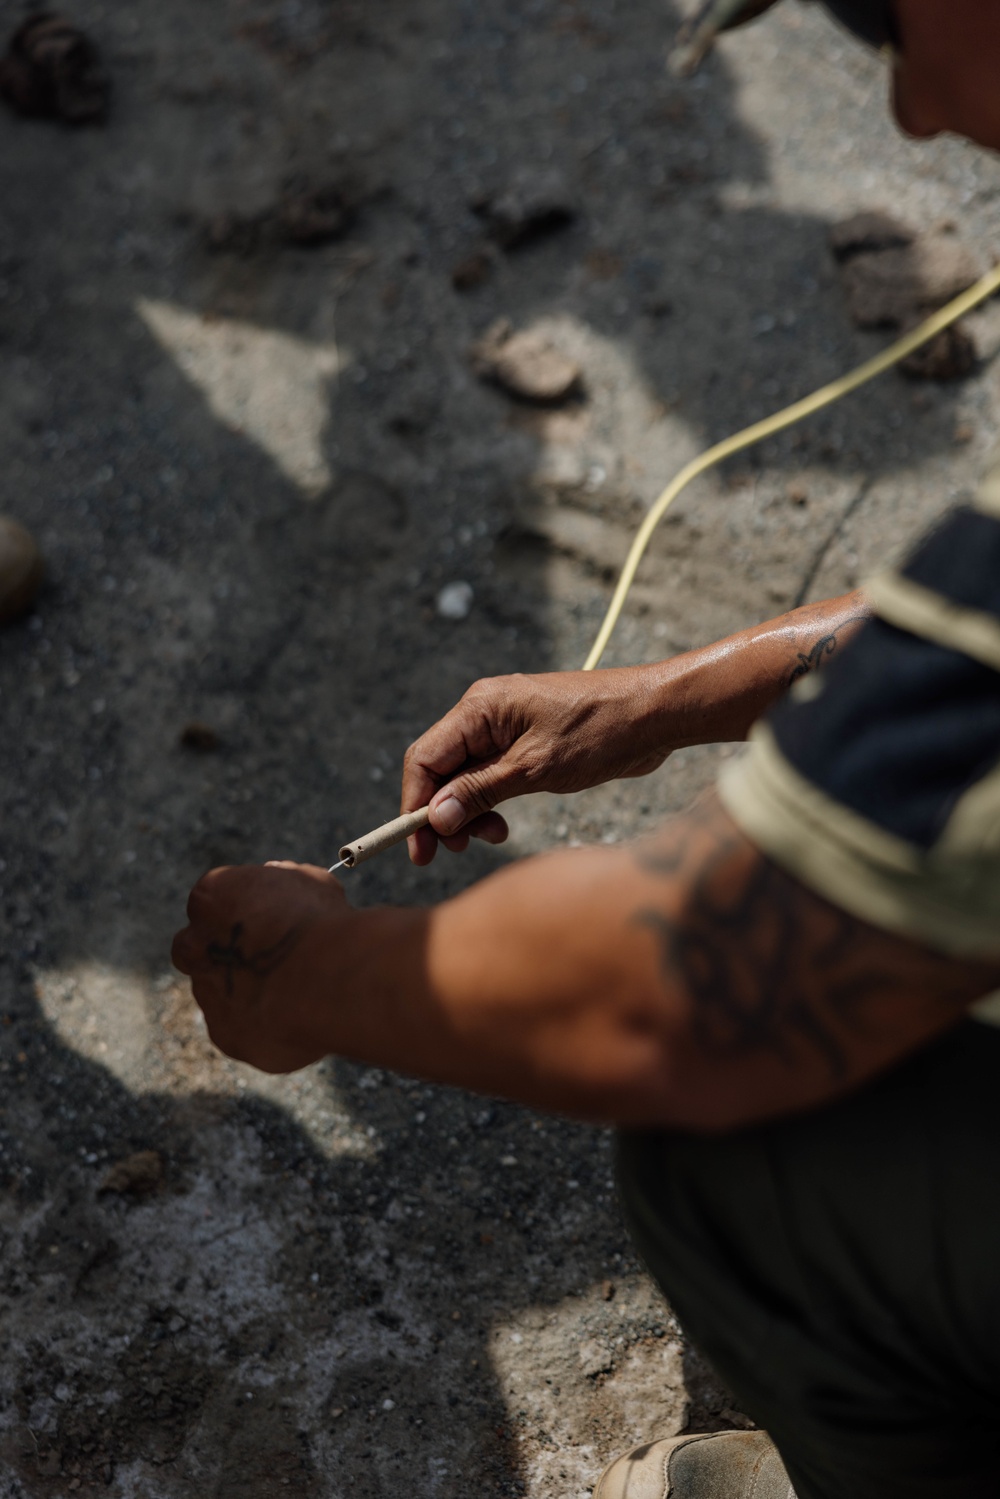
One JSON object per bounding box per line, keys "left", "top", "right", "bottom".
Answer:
{"left": 630, "top": 652, "right": 744, "bottom": 748}
{"left": 299, "top": 903, "right": 432, "bottom": 1062}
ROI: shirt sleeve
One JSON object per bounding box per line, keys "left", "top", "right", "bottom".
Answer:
{"left": 718, "top": 462, "right": 1000, "bottom": 961}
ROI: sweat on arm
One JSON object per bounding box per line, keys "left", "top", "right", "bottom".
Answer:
{"left": 172, "top": 470, "right": 1000, "bottom": 1130}
{"left": 171, "top": 790, "right": 1000, "bottom": 1133}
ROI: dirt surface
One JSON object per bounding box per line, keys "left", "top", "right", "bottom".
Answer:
{"left": 3, "top": 0, "right": 1000, "bottom": 1494}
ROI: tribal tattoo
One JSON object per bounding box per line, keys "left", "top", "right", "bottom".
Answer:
{"left": 207, "top": 922, "right": 302, "bottom": 996}
{"left": 633, "top": 796, "right": 989, "bottom": 1083}
{"left": 786, "top": 614, "right": 869, "bottom": 687}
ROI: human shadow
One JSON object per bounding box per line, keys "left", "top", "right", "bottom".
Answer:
{"left": 2, "top": 0, "right": 997, "bottom": 1491}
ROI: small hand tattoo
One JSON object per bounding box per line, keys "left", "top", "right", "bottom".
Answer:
{"left": 207, "top": 922, "right": 301, "bottom": 996}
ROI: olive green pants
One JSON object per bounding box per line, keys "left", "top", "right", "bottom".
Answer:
{"left": 616, "top": 1021, "right": 1000, "bottom": 1499}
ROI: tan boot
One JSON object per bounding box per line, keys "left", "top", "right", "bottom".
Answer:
{"left": 594, "top": 1430, "right": 796, "bottom": 1499}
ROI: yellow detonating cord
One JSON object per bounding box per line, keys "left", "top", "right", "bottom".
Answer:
{"left": 332, "top": 266, "right": 1000, "bottom": 870}
{"left": 582, "top": 264, "right": 1000, "bottom": 672}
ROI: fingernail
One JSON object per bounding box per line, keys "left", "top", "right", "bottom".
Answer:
{"left": 433, "top": 795, "right": 465, "bottom": 835}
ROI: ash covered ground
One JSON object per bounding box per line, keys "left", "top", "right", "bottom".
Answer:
{"left": 2, "top": 0, "right": 1000, "bottom": 1494}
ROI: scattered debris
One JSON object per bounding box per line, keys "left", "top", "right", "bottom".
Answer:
{"left": 474, "top": 167, "right": 577, "bottom": 250}
{"left": 277, "top": 180, "right": 355, "bottom": 245}
{"left": 836, "top": 227, "right": 980, "bottom": 326}
{"left": 204, "top": 210, "right": 266, "bottom": 256}
{"left": 451, "top": 250, "right": 494, "bottom": 291}
{"left": 204, "top": 180, "right": 356, "bottom": 255}
{"left": 830, "top": 213, "right": 982, "bottom": 380}
{"left": 578, "top": 1338, "right": 615, "bottom": 1377}
{"left": 828, "top": 210, "right": 914, "bottom": 261}
{"left": 719, "top": 1406, "right": 758, "bottom": 1432}
{"left": 0, "top": 516, "right": 44, "bottom": 625}
{"left": 899, "top": 322, "right": 977, "bottom": 382}
{"left": 0, "top": 13, "right": 110, "bottom": 124}
{"left": 436, "top": 581, "right": 474, "bottom": 621}
{"left": 583, "top": 248, "right": 623, "bottom": 282}
{"left": 471, "top": 318, "right": 583, "bottom": 404}
{"left": 180, "top": 722, "right": 221, "bottom": 752}
{"left": 98, "top": 1150, "right": 165, "bottom": 1198}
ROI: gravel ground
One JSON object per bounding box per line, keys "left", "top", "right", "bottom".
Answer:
{"left": 2, "top": 0, "right": 1000, "bottom": 1494}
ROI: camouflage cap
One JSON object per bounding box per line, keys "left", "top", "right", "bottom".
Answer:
{"left": 670, "top": 0, "right": 897, "bottom": 76}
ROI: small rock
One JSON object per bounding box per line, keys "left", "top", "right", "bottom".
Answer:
{"left": 471, "top": 318, "right": 583, "bottom": 404}
{"left": 601, "top": 1279, "right": 616, "bottom": 1301}
{"left": 98, "top": 1150, "right": 164, "bottom": 1198}
{"left": 204, "top": 210, "right": 266, "bottom": 257}
{"left": 828, "top": 210, "right": 914, "bottom": 262}
{"left": 474, "top": 167, "right": 576, "bottom": 250}
{"left": 0, "top": 516, "right": 44, "bottom": 624}
{"left": 0, "top": 14, "right": 110, "bottom": 124}
{"left": 786, "top": 482, "right": 809, "bottom": 506}
{"left": 277, "top": 181, "right": 354, "bottom": 246}
{"left": 830, "top": 215, "right": 982, "bottom": 381}
{"left": 583, "top": 248, "right": 622, "bottom": 282}
{"left": 451, "top": 250, "right": 493, "bottom": 292}
{"left": 899, "top": 322, "right": 978, "bottom": 381}
{"left": 578, "top": 1338, "right": 614, "bottom": 1377}
{"left": 179, "top": 722, "right": 221, "bottom": 752}
{"left": 719, "top": 1407, "right": 757, "bottom": 1431}
{"left": 831, "top": 216, "right": 981, "bottom": 329}
{"left": 436, "top": 581, "right": 474, "bottom": 621}
{"left": 839, "top": 233, "right": 981, "bottom": 328}
{"left": 204, "top": 181, "right": 355, "bottom": 256}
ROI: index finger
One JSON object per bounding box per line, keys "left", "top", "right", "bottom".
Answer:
{"left": 401, "top": 699, "right": 504, "bottom": 814}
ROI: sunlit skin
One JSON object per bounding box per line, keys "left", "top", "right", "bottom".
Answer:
{"left": 174, "top": 1, "right": 1000, "bottom": 1128}
{"left": 892, "top": 0, "right": 1000, "bottom": 149}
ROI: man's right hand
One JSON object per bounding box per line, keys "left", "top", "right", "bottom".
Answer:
{"left": 401, "top": 591, "right": 872, "bottom": 864}
{"left": 402, "top": 668, "right": 677, "bottom": 864}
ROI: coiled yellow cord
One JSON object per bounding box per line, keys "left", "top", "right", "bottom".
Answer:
{"left": 582, "top": 264, "right": 1000, "bottom": 671}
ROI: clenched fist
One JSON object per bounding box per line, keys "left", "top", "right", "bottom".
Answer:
{"left": 171, "top": 861, "right": 349, "bottom": 1074}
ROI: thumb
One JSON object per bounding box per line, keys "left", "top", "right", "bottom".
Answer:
{"left": 429, "top": 756, "right": 532, "bottom": 834}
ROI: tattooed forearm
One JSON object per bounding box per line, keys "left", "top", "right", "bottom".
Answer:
{"left": 207, "top": 922, "right": 302, "bottom": 996}
{"left": 786, "top": 615, "right": 869, "bottom": 687}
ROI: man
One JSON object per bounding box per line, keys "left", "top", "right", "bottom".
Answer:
{"left": 173, "top": 1, "right": 1000, "bottom": 1493}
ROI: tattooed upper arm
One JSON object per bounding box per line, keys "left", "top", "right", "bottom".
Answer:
{"left": 631, "top": 794, "right": 999, "bottom": 1120}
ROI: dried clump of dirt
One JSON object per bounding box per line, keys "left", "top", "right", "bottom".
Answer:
{"left": 830, "top": 211, "right": 982, "bottom": 380}
{"left": 204, "top": 180, "right": 357, "bottom": 255}
{"left": 473, "top": 166, "right": 578, "bottom": 249}
{"left": 471, "top": 319, "right": 584, "bottom": 404}
{"left": 0, "top": 13, "right": 110, "bottom": 124}
{"left": 179, "top": 721, "right": 221, "bottom": 752}
{"left": 98, "top": 1150, "right": 165, "bottom": 1198}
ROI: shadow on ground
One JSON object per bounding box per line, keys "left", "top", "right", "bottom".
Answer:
{"left": 2, "top": 0, "right": 999, "bottom": 1492}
